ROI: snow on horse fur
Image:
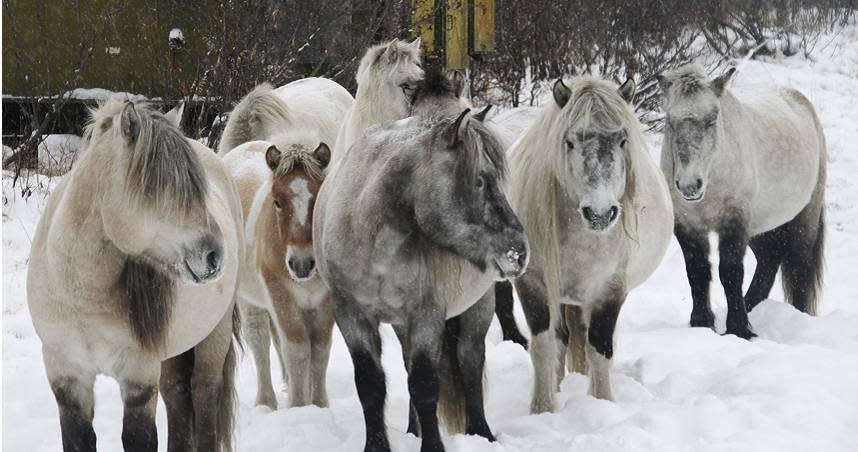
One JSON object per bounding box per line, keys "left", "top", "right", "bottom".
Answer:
{"left": 658, "top": 64, "right": 826, "bottom": 339}
{"left": 508, "top": 76, "right": 673, "bottom": 412}
{"left": 26, "top": 98, "right": 243, "bottom": 451}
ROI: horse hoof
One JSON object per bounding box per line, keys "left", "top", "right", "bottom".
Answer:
{"left": 255, "top": 395, "right": 277, "bottom": 410}
{"left": 724, "top": 324, "right": 757, "bottom": 340}
{"left": 689, "top": 311, "right": 715, "bottom": 329}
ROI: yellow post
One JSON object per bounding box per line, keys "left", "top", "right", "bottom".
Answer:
{"left": 412, "top": 0, "right": 435, "bottom": 53}
{"left": 472, "top": 0, "right": 495, "bottom": 53}
{"left": 445, "top": 0, "right": 468, "bottom": 70}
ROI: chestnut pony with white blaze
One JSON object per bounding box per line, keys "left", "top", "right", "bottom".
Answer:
{"left": 27, "top": 99, "right": 243, "bottom": 451}
{"left": 509, "top": 76, "right": 673, "bottom": 412}
{"left": 658, "top": 64, "right": 826, "bottom": 338}
{"left": 221, "top": 78, "right": 351, "bottom": 409}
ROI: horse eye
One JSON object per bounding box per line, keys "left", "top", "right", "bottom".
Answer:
{"left": 476, "top": 176, "right": 485, "bottom": 189}
{"left": 273, "top": 200, "right": 282, "bottom": 209}
{"left": 566, "top": 140, "right": 574, "bottom": 150}
{"left": 620, "top": 139, "right": 627, "bottom": 148}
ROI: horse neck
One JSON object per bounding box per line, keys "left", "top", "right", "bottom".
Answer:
{"left": 714, "top": 91, "right": 749, "bottom": 169}
{"left": 49, "top": 150, "right": 127, "bottom": 292}
{"left": 352, "top": 81, "right": 408, "bottom": 132}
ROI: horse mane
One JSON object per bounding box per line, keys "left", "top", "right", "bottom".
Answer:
{"left": 218, "top": 83, "right": 290, "bottom": 154}
{"left": 510, "top": 76, "right": 647, "bottom": 303}
{"left": 433, "top": 111, "right": 507, "bottom": 184}
{"left": 119, "top": 256, "right": 174, "bottom": 352}
{"left": 87, "top": 98, "right": 207, "bottom": 218}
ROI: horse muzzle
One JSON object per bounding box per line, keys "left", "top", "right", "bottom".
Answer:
{"left": 493, "top": 244, "right": 529, "bottom": 281}
{"left": 182, "top": 242, "right": 224, "bottom": 284}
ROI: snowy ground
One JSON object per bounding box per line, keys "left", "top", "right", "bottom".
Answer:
{"left": 4, "top": 23, "right": 858, "bottom": 452}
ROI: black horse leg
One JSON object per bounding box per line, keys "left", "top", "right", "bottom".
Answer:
{"left": 407, "top": 294, "right": 446, "bottom": 452}
{"left": 456, "top": 293, "right": 495, "bottom": 441}
{"left": 494, "top": 281, "right": 528, "bottom": 349}
{"left": 393, "top": 325, "right": 420, "bottom": 437}
{"left": 333, "top": 293, "right": 389, "bottom": 452}
{"left": 674, "top": 223, "right": 715, "bottom": 329}
{"left": 119, "top": 380, "right": 159, "bottom": 452}
{"left": 719, "top": 217, "right": 757, "bottom": 339}
{"left": 745, "top": 224, "right": 789, "bottom": 311}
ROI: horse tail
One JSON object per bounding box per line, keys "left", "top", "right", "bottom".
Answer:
{"left": 437, "top": 317, "right": 467, "bottom": 434}
{"left": 215, "top": 339, "right": 238, "bottom": 452}
{"left": 564, "top": 305, "right": 588, "bottom": 374}
{"left": 218, "top": 83, "right": 290, "bottom": 154}
{"left": 781, "top": 97, "right": 826, "bottom": 316}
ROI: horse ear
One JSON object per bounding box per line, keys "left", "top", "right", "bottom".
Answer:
{"left": 618, "top": 78, "right": 636, "bottom": 104}
{"left": 447, "top": 108, "right": 471, "bottom": 148}
{"left": 314, "top": 143, "right": 331, "bottom": 169}
{"left": 164, "top": 102, "right": 184, "bottom": 128}
{"left": 472, "top": 105, "right": 492, "bottom": 122}
{"left": 410, "top": 37, "right": 422, "bottom": 49}
{"left": 553, "top": 79, "right": 571, "bottom": 108}
{"left": 120, "top": 102, "right": 140, "bottom": 145}
{"left": 451, "top": 71, "right": 466, "bottom": 98}
{"left": 712, "top": 67, "right": 736, "bottom": 96}
{"left": 265, "top": 145, "right": 281, "bottom": 172}
{"left": 383, "top": 41, "right": 398, "bottom": 62}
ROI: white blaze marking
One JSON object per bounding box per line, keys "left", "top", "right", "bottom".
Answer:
{"left": 289, "top": 178, "right": 312, "bottom": 227}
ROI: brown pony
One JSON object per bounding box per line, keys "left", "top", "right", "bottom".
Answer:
{"left": 223, "top": 137, "right": 333, "bottom": 408}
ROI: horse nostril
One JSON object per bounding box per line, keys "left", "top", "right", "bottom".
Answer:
{"left": 695, "top": 178, "right": 703, "bottom": 190}
{"left": 206, "top": 249, "right": 221, "bottom": 272}
{"left": 287, "top": 258, "right": 295, "bottom": 271}
{"left": 581, "top": 206, "right": 594, "bottom": 221}
{"left": 308, "top": 258, "right": 316, "bottom": 270}
{"left": 675, "top": 180, "right": 681, "bottom": 191}
{"left": 609, "top": 206, "right": 618, "bottom": 222}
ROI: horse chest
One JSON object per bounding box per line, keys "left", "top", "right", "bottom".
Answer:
{"left": 557, "top": 234, "right": 625, "bottom": 303}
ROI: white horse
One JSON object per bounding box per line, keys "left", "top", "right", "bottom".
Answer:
{"left": 220, "top": 79, "right": 351, "bottom": 409}
{"left": 487, "top": 106, "right": 541, "bottom": 148}
{"left": 332, "top": 38, "right": 424, "bottom": 167}
{"left": 658, "top": 64, "right": 826, "bottom": 338}
{"left": 509, "top": 77, "right": 673, "bottom": 411}
{"left": 27, "top": 99, "right": 243, "bottom": 451}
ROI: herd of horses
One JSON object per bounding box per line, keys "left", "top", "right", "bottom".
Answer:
{"left": 26, "top": 37, "right": 827, "bottom": 452}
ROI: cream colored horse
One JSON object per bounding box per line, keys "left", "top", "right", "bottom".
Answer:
{"left": 27, "top": 99, "right": 243, "bottom": 451}
{"left": 658, "top": 64, "right": 826, "bottom": 338}
{"left": 332, "top": 38, "right": 424, "bottom": 168}
{"left": 221, "top": 79, "right": 351, "bottom": 409}
{"left": 509, "top": 77, "right": 673, "bottom": 412}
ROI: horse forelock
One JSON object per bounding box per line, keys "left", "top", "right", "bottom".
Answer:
{"left": 89, "top": 99, "right": 207, "bottom": 217}
{"left": 436, "top": 114, "right": 507, "bottom": 185}
{"left": 511, "top": 76, "right": 645, "bottom": 301}
{"left": 664, "top": 64, "right": 709, "bottom": 102}
{"left": 271, "top": 143, "right": 325, "bottom": 182}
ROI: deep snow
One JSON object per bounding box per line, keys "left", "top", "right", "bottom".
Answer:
{"left": 4, "top": 23, "right": 858, "bottom": 452}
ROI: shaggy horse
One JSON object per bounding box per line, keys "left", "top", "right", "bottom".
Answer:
{"left": 27, "top": 99, "right": 243, "bottom": 451}
{"left": 220, "top": 80, "right": 351, "bottom": 408}
{"left": 658, "top": 64, "right": 826, "bottom": 338}
{"left": 333, "top": 38, "right": 424, "bottom": 167}
{"left": 509, "top": 77, "right": 673, "bottom": 411}
{"left": 314, "top": 101, "right": 529, "bottom": 451}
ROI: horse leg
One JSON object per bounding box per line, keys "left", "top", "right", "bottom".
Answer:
{"left": 675, "top": 223, "right": 715, "bottom": 329}
{"left": 267, "top": 279, "right": 313, "bottom": 407}
{"left": 118, "top": 373, "right": 160, "bottom": 452}
{"left": 585, "top": 295, "right": 623, "bottom": 401}
{"left": 239, "top": 301, "right": 278, "bottom": 409}
{"left": 393, "top": 325, "right": 420, "bottom": 437}
{"left": 190, "top": 312, "right": 234, "bottom": 451}
{"left": 565, "top": 305, "right": 589, "bottom": 374}
{"left": 719, "top": 216, "right": 756, "bottom": 339}
{"left": 269, "top": 316, "right": 288, "bottom": 388}
{"left": 745, "top": 224, "right": 789, "bottom": 311}
{"left": 160, "top": 349, "right": 195, "bottom": 452}
{"left": 494, "top": 281, "right": 528, "bottom": 349}
{"left": 554, "top": 304, "right": 570, "bottom": 385}
{"left": 43, "top": 346, "right": 97, "bottom": 452}
{"left": 332, "top": 291, "right": 389, "bottom": 452}
{"left": 514, "top": 274, "right": 556, "bottom": 414}
{"left": 308, "top": 299, "right": 334, "bottom": 407}
{"left": 405, "top": 294, "right": 446, "bottom": 452}
{"left": 455, "top": 291, "right": 495, "bottom": 441}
